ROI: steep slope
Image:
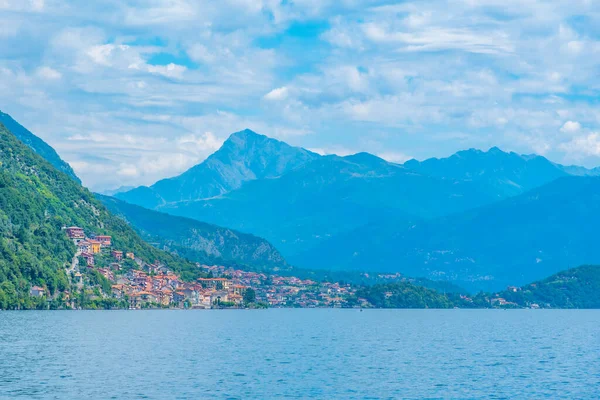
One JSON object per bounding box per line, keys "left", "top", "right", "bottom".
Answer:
{"left": 294, "top": 176, "right": 600, "bottom": 291}
{"left": 0, "top": 110, "right": 80, "bottom": 183}
{"left": 97, "top": 194, "right": 288, "bottom": 271}
{"left": 116, "top": 129, "right": 318, "bottom": 208}
{"left": 158, "top": 154, "right": 497, "bottom": 255}
{"left": 0, "top": 123, "right": 201, "bottom": 309}
{"left": 403, "top": 147, "right": 568, "bottom": 198}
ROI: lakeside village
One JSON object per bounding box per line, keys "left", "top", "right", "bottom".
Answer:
{"left": 27, "top": 226, "right": 364, "bottom": 309}
{"left": 25, "top": 226, "right": 537, "bottom": 310}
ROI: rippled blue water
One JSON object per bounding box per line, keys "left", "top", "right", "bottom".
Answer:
{"left": 0, "top": 309, "right": 599, "bottom": 399}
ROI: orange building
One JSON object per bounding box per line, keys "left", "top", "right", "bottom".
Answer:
{"left": 88, "top": 240, "right": 102, "bottom": 254}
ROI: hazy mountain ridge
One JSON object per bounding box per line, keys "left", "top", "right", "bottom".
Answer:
{"left": 97, "top": 194, "right": 288, "bottom": 271}
{"left": 156, "top": 152, "right": 500, "bottom": 255}
{"left": 294, "top": 175, "right": 600, "bottom": 291}
{"left": 402, "top": 146, "right": 569, "bottom": 198}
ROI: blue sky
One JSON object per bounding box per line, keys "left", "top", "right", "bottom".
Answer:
{"left": 1, "top": 0, "right": 600, "bottom": 190}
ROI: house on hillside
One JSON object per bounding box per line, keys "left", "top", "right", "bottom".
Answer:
{"left": 77, "top": 240, "right": 91, "bottom": 253}
{"left": 96, "top": 235, "right": 112, "bottom": 246}
{"left": 126, "top": 252, "right": 135, "bottom": 260}
{"left": 30, "top": 286, "right": 45, "bottom": 297}
{"left": 111, "top": 250, "right": 123, "bottom": 261}
{"left": 81, "top": 252, "right": 95, "bottom": 266}
{"left": 66, "top": 226, "right": 85, "bottom": 240}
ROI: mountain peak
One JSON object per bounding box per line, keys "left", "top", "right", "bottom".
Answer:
{"left": 118, "top": 129, "right": 318, "bottom": 205}
{"left": 487, "top": 146, "right": 506, "bottom": 154}
{"left": 229, "top": 128, "right": 263, "bottom": 140}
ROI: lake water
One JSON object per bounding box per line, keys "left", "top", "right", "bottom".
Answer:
{"left": 0, "top": 309, "right": 598, "bottom": 399}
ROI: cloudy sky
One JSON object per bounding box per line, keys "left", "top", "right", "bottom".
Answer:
{"left": 1, "top": 0, "right": 600, "bottom": 190}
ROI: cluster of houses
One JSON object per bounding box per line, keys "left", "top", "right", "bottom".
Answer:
{"left": 110, "top": 272, "right": 250, "bottom": 309}
{"left": 66, "top": 226, "right": 134, "bottom": 267}
{"left": 31, "top": 226, "right": 401, "bottom": 309}
{"left": 202, "top": 265, "right": 359, "bottom": 308}
{"left": 63, "top": 226, "right": 256, "bottom": 309}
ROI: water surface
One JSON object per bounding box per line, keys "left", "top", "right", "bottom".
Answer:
{"left": 0, "top": 309, "right": 598, "bottom": 399}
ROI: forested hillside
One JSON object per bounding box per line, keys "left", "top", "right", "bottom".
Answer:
{"left": 0, "top": 123, "right": 201, "bottom": 309}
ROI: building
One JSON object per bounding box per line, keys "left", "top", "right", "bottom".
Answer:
{"left": 229, "top": 293, "right": 243, "bottom": 305}
{"left": 88, "top": 240, "right": 102, "bottom": 254}
{"left": 81, "top": 252, "right": 95, "bottom": 266}
{"left": 126, "top": 252, "right": 135, "bottom": 260}
{"left": 231, "top": 285, "right": 248, "bottom": 295}
{"left": 77, "top": 241, "right": 91, "bottom": 253}
{"left": 30, "top": 286, "right": 45, "bottom": 297}
{"left": 96, "top": 235, "right": 112, "bottom": 246}
{"left": 98, "top": 268, "right": 115, "bottom": 281}
{"left": 198, "top": 278, "right": 231, "bottom": 290}
{"left": 66, "top": 226, "right": 85, "bottom": 239}
{"left": 111, "top": 250, "right": 123, "bottom": 261}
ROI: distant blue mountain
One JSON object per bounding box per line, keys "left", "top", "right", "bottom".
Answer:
{"left": 0, "top": 110, "right": 80, "bottom": 183}
{"left": 403, "top": 147, "right": 568, "bottom": 198}
{"left": 292, "top": 175, "right": 600, "bottom": 291}
{"left": 156, "top": 147, "right": 500, "bottom": 255}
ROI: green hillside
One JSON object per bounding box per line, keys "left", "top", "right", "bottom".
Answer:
{"left": 0, "top": 123, "right": 202, "bottom": 309}
{"left": 498, "top": 265, "right": 600, "bottom": 308}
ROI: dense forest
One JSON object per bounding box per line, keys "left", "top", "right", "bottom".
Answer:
{"left": 0, "top": 123, "right": 203, "bottom": 309}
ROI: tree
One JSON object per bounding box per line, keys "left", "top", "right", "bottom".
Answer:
{"left": 243, "top": 288, "right": 256, "bottom": 304}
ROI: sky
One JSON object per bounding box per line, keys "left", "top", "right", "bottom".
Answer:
{"left": 1, "top": 0, "right": 600, "bottom": 190}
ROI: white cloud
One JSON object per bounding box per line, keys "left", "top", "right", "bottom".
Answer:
{"left": 146, "top": 63, "right": 187, "bottom": 79}
{"left": 264, "top": 87, "right": 289, "bottom": 101}
{"left": 3, "top": 0, "right": 600, "bottom": 189}
{"left": 177, "top": 132, "right": 223, "bottom": 153}
{"left": 561, "top": 121, "right": 582, "bottom": 134}
{"left": 559, "top": 133, "right": 600, "bottom": 157}
{"left": 36, "top": 66, "right": 61, "bottom": 80}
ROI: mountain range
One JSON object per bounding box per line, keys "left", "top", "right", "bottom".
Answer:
{"left": 115, "top": 129, "right": 600, "bottom": 291}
